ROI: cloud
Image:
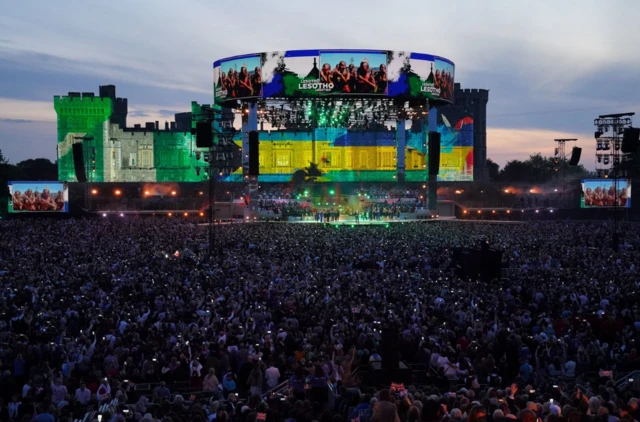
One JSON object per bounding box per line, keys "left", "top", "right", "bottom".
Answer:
{"left": 128, "top": 110, "right": 149, "bottom": 117}
{"left": 127, "top": 105, "right": 190, "bottom": 126}
{"left": 0, "top": 98, "right": 55, "bottom": 122}
{"left": 0, "top": 96, "right": 190, "bottom": 125}
{"left": 0, "top": 0, "right": 638, "bottom": 165}
{"left": 0, "top": 118, "right": 34, "bottom": 123}
{"left": 157, "top": 109, "right": 184, "bottom": 116}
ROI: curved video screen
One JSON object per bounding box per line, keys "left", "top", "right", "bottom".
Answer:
{"left": 213, "top": 49, "right": 454, "bottom": 105}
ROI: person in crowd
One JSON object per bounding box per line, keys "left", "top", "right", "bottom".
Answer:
{"left": 0, "top": 218, "right": 638, "bottom": 422}
{"left": 75, "top": 382, "right": 91, "bottom": 405}
{"left": 203, "top": 368, "right": 220, "bottom": 394}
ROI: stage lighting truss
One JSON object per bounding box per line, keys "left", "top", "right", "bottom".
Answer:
{"left": 593, "top": 114, "right": 635, "bottom": 177}
{"left": 231, "top": 98, "right": 428, "bottom": 130}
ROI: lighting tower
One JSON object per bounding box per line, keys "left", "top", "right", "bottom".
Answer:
{"left": 553, "top": 138, "right": 576, "bottom": 208}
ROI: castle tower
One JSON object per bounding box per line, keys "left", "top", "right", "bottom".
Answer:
{"left": 54, "top": 93, "right": 113, "bottom": 182}
{"left": 99, "top": 84, "right": 128, "bottom": 128}
{"left": 453, "top": 83, "right": 489, "bottom": 181}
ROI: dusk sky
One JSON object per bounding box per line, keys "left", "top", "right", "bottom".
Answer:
{"left": 1, "top": 0, "right": 639, "bottom": 169}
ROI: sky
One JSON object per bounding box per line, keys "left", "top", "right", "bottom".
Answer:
{"left": 0, "top": 0, "right": 639, "bottom": 170}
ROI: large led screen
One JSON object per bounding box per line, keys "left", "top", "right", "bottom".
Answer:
{"left": 215, "top": 50, "right": 454, "bottom": 104}
{"left": 318, "top": 50, "right": 388, "bottom": 95}
{"left": 261, "top": 50, "right": 389, "bottom": 98}
{"left": 387, "top": 52, "right": 455, "bottom": 103}
{"left": 8, "top": 181, "right": 69, "bottom": 212}
{"left": 581, "top": 179, "right": 631, "bottom": 208}
{"left": 262, "top": 50, "right": 323, "bottom": 98}
{"left": 214, "top": 53, "right": 262, "bottom": 104}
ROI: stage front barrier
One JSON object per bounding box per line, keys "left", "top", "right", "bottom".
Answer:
{"left": 244, "top": 208, "right": 279, "bottom": 221}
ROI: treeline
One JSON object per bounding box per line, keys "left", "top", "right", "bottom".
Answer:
{"left": 0, "top": 150, "right": 58, "bottom": 215}
{"left": 487, "top": 153, "right": 591, "bottom": 183}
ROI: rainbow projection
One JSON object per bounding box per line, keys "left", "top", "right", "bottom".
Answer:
{"left": 225, "top": 121, "right": 473, "bottom": 183}
{"left": 55, "top": 98, "right": 473, "bottom": 183}
{"left": 435, "top": 109, "right": 474, "bottom": 181}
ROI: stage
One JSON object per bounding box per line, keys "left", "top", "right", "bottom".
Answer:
{"left": 196, "top": 216, "right": 525, "bottom": 226}
{"left": 277, "top": 217, "right": 445, "bottom": 226}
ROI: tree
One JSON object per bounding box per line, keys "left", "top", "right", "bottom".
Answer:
{"left": 528, "top": 153, "right": 555, "bottom": 181}
{"left": 566, "top": 163, "right": 591, "bottom": 178}
{"left": 15, "top": 158, "right": 57, "bottom": 181}
{"left": 500, "top": 159, "right": 532, "bottom": 182}
{"left": 486, "top": 158, "right": 500, "bottom": 181}
{"left": 498, "top": 153, "right": 589, "bottom": 183}
{"left": 0, "top": 149, "right": 13, "bottom": 215}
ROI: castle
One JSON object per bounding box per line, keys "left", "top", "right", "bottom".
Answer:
{"left": 54, "top": 84, "right": 488, "bottom": 183}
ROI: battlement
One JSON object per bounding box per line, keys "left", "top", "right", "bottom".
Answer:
{"left": 54, "top": 95, "right": 111, "bottom": 103}
{"left": 461, "top": 88, "right": 488, "bottom": 95}
{"left": 123, "top": 123, "right": 188, "bottom": 134}
{"left": 455, "top": 88, "right": 489, "bottom": 102}
{"left": 54, "top": 95, "right": 113, "bottom": 117}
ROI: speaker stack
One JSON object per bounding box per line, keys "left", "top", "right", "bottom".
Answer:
{"left": 196, "top": 121, "right": 214, "bottom": 148}
{"left": 72, "top": 143, "right": 87, "bottom": 183}
{"left": 248, "top": 131, "right": 259, "bottom": 176}
{"left": 569, "top": 147, "right": 582, "bottom": 166}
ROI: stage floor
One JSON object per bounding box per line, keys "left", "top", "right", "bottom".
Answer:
{"left": 279, "top": 218, "right": 443, "bottom": 226}
{"left": 198, "top": 217, "right": 524, "bottom": 226}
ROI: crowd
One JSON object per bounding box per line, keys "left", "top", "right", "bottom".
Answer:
{"left": 0, "top": 219, "right": 639, "bottom": 422}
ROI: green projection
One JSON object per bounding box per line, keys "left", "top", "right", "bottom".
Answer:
{"left": 55, "top": 96, "right": 216, "bottom": 183}
{"left": 54, "top": 96, "right": 112, "bottom": 182}
{"left": 154, "top": 131, "right": 208, "bottom": 182}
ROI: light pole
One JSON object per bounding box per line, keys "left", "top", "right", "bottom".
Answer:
{"left": 194, "top": 105, "right": 240, "bottom": 257}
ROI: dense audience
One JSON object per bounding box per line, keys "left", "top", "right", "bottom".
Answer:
{"left": 0, "top": 219, "right": 639, "bottom": 422}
